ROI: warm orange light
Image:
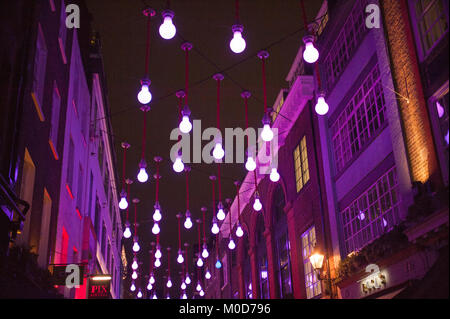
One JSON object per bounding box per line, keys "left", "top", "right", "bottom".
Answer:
{"left": 91, "top": 275, "right": 111, "bottom": 281}
{"left": 309, "top": 252, "right": 325, "bottom": 270}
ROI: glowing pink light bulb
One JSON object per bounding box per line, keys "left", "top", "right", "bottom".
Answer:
{"left": 303, "top": 35, "right": 319, "bottom": 64}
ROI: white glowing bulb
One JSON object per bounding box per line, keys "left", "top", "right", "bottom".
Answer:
{"left": 217, "top": 208, "right": 225, "bottom": 221}
{"left": 253, "top": 197, "right": 262, "bottom": 211}
{"left": 119, "top": 196, "right": 128, "bottom": 210}
{"left": 270, "top": 167, "right": 280, "bottom": 182}
{"left": 179, "top": 115, "right": 192, "bottom": 134}
{"left": 315, "top": 95, "right": 329, "bottom": 115}
{"left": 137, "top": 290, "right": 143, "bottom": 298}
{"left": 130, "top": 282, "right": 136, "bottom": 292}
{"left": 182, "top": 292, "right": 187, "bottom": 299}
{"left": 149, "top": 275, "right": 155, "bottom": 285}
{"left": 261, "top": 124, "right": 274, "bottom": 142}
{"left": 211, "top": 222, "right": 219, "bottom": 235}
{"left": 132, "top": 271, "right": 138, "bottom": 280}
{"left": 228, "top": 238, "right": 236, "bottom": 250}
{"left": 155, "top": 248, "right": 162, "bottom": 259}
{"left": 436, "top": 101, "right": 445, "bottom": 118}
{"left": 152, "top": 222, "right": 160, "bottom": 235}
{"left": 202, "top": 247, "right": 209, "bottom": 259}
{"left": 159, "top": 11, "right": 176, "bottom": 40}
{"left": 166, "top": 278, "right": 172, "bottom": 288}
{"left": 132, "top": 259, "right": 138, "bottom": 270}
{"left": 229, "top": 25, "right": 246, "bottom": 54}
{"left": 123, "top": 224, "right": 132, "bottom": 239}
{"left": 212, "top": 142, "right": 225, "bottom": 160}
{"left": 185, "top": 275, "right": 191, "bottom": 285}
{"left": 196, "top": 282, "right": 202, "bottom": 292}
{"left": 137, "top": 84, "right": 152, "bottom": 105}
{"left": 173, "top": 155, "right": 184, "bottom": 173}
{"left": 152, "top": 294, "right": 157, "bottom": 299}
{"left": 196, "top": 257, "right": 203, "bottom": 267}
{"left": 153, "top": 208, "right": 162, "bottom": 222}
{"left": 132, "top": 240, "right": 140, "bottom": 253}
{"left": 205, "top": 270, "right": 211, "bottom": 280}
{"left": 236, "top": 225, "right": 244, "bottom": 238}
{"left": 181, "top": 282, "right": 186, "bottom": 290}
{"left": 177, "top": 253, "right": 184, "bottom": 264}
{"left": 245, "top": 156, "right": 256, "bottom": 172}
{"left": 184, "top": 213, "right": 193, "bottom": 229}
{"left": 137, "top": 167, "right": 148, "bottom": 183}
{"left": 303, "top": 40, "right": 319, "bottom": 64}
{"left": 166, "top": 294, "right": 171, "bottom": 300}
{"left": 147, "top": 282, "right": 153, "bottom": 291}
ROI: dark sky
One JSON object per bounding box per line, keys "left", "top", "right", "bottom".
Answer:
{"left": 86, "top": 0, "right": 321, "bottom": 296}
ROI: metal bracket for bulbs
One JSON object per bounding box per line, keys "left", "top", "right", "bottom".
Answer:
{"left": 142, "top": 7, "right": 156, "bottom": 17}
{"left": 209, "top": 175, "right": 217, "bottom": 181}
{"left": 176, "top": 90, "right": 186, "bottom": 99}
{"left": 140, "top": 105, "right": 150, "bottom": 112}
{"left": 241, "top": 90, "right": 251, "bottom": 99}
{"left": 184, "top": 165, "right": 191, "bottom": 173}
{"left": 181, "top": 42, "right": 193, "bottom": 51}
{"left": 213, "top": 73, "right": 224, "bottom": 81}
{"left": 257, "top": 50, "right": 269, "bottom": 60}
{"left": 181, "top": 104, "right": 191, "bottom": 116}
{"left": 232, "top": 24, "right": 244, "bottom": 33}
{"left": 121, "top": 142, "right": 131, "bottom": 149}
{"left": 161, "top": 9, "right": 174, "bottom": 19}
{"left": 261, "top": 112, "right": 271, "bottom": 125}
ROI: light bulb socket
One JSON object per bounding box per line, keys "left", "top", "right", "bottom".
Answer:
{"left": 257, "top": 50, "right": 269, "bottom": 60}
{"left": 262, "top": 112, "right": 271, "bottom": 125}
{"left": 217, "top": 202, "right": 224, "bottom": 210}
{"left": 120, "top": 189, "right": 127, "bottom": 198}
{"left": 213, "top": 73, "right": 224, "bottom": 81}
{"left": 181, "top": 42, "right": 193, "bottom": 51}
{"left": 302, "top": 34, "right": 315, "bottom": 45}
{"left": 232, "top": 24, "right": 244, "bottom": 33}
{"left": 185, "top": 210, "right": 191, "bottom": 218}
{"left": 139, "top": 159, "right": 147, "bottom": 169}
{"left": 140, "top": 78, "right": 151, "bottom": 87}
{"left": 154, "top": 201, "right": 160, "bottom": 210}
{"left": 143, "top": 7, "right": 156, "bottom": 17}
{"left": 161, "top": 9, "right": 174, "bottom": 19}
{"left": 181, "top": 104, "right": 191, "bottom": 116}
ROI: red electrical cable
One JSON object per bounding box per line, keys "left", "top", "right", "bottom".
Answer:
{"left": 202, "top": 209, "right": 206, "bottom": 242}
{"left": 300, "top": 0, "right": 309, "bottom": 31}
{"left": 315, "top": 63, "right": 322, "bottom": 89}
{"left": 211, "top": 178, "right": 216, "bottom": 215}
{"left": 142, "top": 111, "right": 147, "bottom": 160}
{"left": 126, "top": 183, "right": 130, "bottom": 221}
{"left": 236, "top": 183, "right": 241, "bottom": 224}
{"left": 261, "top": 58, "right": 268, "bottom": 115}
{"left": 184, "top": 248, "right": 188, "bottom": 274}
{"left": 217, "top": 164, "right": 222, "bottom": 202}
{"left": 134, "top": 201, "right": 138, "bottom": 234}
{"left": 185, "top": 47, "right": 189, "bottom": 105}
{"left": 198, "top": 221, "right": 202, "bottom": 255}
{"left": 216, "top": 77, "right": 221, "bottom": 131}
{"left": 122, "top": 147, "right": 127, "bottom": 190}
{"left": 155, "top": 160, "right": 160, "bottom": 201}
{"left": 178, "top": 216, "right": 182, "bottom": 250}
{"left": 167, "top": 249, "right": 171, "bottom": 277}
{"left": 145, "top": 12, "right": 151, "bottom": 76}
{"left": 235, "top": 0, "right": 240, "bottom": 24}
{"left": 186, "top": 169, "right": 189, "bottom": 210}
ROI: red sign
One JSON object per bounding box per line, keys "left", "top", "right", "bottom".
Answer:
{"left": 87, "top": 277, "right": 111, "bottom": 299}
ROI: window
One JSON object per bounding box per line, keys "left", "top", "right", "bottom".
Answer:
{"left": 435, "top": 92, "right": 449, "bottom": 157}
{"left": 49, "top": 82, "right": 61, "bottom": 160}
{"left": 341, "top": 167, "right": 401, "bottom": 255}
{"left": 301, "top": 226, "right": 321, "bottom": 299}
{"left": 88, "top": 172, "right": 93, "bottom": 219}
{"left": 31, "top": 24, "right": 48, "bottom": 122}
{"left": 38, "top": 189, "right": 52, "bottom": 268}
{"left": 414, "top": 0, "right": 449, "bottom": 56}
{"left": 323, "top": 0, "right": 367, "bottom": 90}
{"left": 58, "top": 0, "right": 68, "bottom": 63}
{"left": 76, "top": 164, "right": 83, "bottom": 211}
{"left": 278, "top": 234, "right": 292, "bottom": 298}
{"left": 61, "top": 227, "right": 69, "bottom": 264}
{"left": 101, "top": 222, "right": 107, "bottom": 259}
{"left": 293, "top": 136, "right": 310, "bottom": 192}
{"left": 17, "top": 149, "right": 36, "bottom": 247}
{"left": 98, "top": 140, "right": 104, "bottom": 173}
{"left": 331, "top": 64, "right": 385, "bottom": 173}
{"left": 66, "top": 137, "right": 75, "bottom": 196}
{"left": 94, "top": 197, "right": 101, "bottom": 238}
{"left": 256, "top": 215, "right": 269, "bottom": 299}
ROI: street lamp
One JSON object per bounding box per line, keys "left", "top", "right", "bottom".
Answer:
{"left": 309, "top": 250, "right": 335, "bottom": 298}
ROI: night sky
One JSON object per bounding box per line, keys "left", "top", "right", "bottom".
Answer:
{"left": 85, "top": 0, "right": 321, "bottom": 295}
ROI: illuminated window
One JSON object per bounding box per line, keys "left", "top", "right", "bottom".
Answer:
{"left": 256, "top": 215, "right": 269, "bottom": 299}
{"left": 301, "top": 226, "right": 321, "bottom": 299}
{"left": 414, "top": 0, "right": 449, "bottom": 56}
{"left": 323, "top": 0, "right": 367, "bottom": 90}
{"left": 341, "top": 167, "right": 401, "bottom": 255}
{"left": 49, "top": 82, "right": 61, "bottom": 160}
{"left": 31, "top": 24, "right": 48, "bottom": 122}
{"left": 331, "top": 64, "right": 385, "bottom": 173}
{"left": 58, "top": 0, "right": 68, "bottom": 63}
{"left": 435, "top": 92, "right": 449, "bottom": 152}
{"left": 66, "top": 137, "right": 75, "bottom": 193}
{"left": 76, "top": 164, "right": 83, "bottom": 211}
{"left": 293, "top": 136, "right": 310, "bottom": 192}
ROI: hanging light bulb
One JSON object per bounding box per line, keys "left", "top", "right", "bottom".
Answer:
{"left": 179, "top": 105, "right": 192, "bottom": 134}
{"left": 132, "top": 270, "right": 138, "bottom": 280}
{"left": 235, "top": 223, "right": 244, "bottom": 238}
{"left": 201, "top": 243, "right": 209, "bottom": 259}
{"left": 217, "top": 202, "right": 225, "bottom": 221}
{"left": 215, "top": 259, "right": 222, "bottom": 269}
{"left": 270, "top": 167, "right": 280, "bottom": 182}
{"left": 173, "top": 154, "right": 184, "bottom": 173}
{"left": 123, "top": 221, "right": 132, "bottom": 239}
{"left": 132, "top": 237, "right": 140, "bottom": 252}
{"left": 212, "top": 141, "right": 225, "bottom": 160}
{"left": 211, "top": 217, "right": 220, "bottom": 235}
{"left": 166, "top": 277, "right": 172, "bottom": 288}
{"left": 137, "top": 290, "right": 143, "bottom": 298}
{"left": 261, "top": 113, "right": 274, "bottom": 142}
{"left": 196, "top": 282, "right": 202, "bottom": 292}
{"left": 185, "top": 274, "right": 191, "bottom": 285}
{"left": 166, "top": 293, "right": 171, "bottom": 300}
{"left": 154, "top": 258, "right": 161, "bottom": 268}
{"left": 182, "top": 292, "right": 187, "bottom": 299}
{"left": 196, "top": 257, "right": 204, "bottom": 267}
{"left": 181, "top": 281, "right": 186, "bottom": 290}
{"left": 153, "top": 202, "right": 162, "bottom": 222}
{"left": 137, "top": 159, "right": 149, "bottom": 183}
{"left": 315, "top": 93, "right": 329, "bottom": 115}
{"left": 205, "top": 270, "right": 211, "bottom": 280}
{"left": 130, "top": 281, "right": 136, "bottom": 292}
{"left": 228, "top": 238, "right": 236, "bottom": 250}
{"left": 245, "top": 155, "right": 256, "bottom": 172}
{"left": 302, "top": 35, "right": 319, "bottom": 64}
{"left": 155, "top": 245, "right": 162, "bottom": 259}
{"left": 119, "top": 190, "right": 128, "bottom": 210}
{"left": 199, "top": 289, "right": 205, "bottom": 297}
{"left": 137, "top": 79, "right": 152, "bottom": 105}
{"left": 159, "top": 10, "right": 176, "bottom": 40}
{"left": 253, "top": 195, "right": 262, "bottom": 211}
{"left": 149, "top": 274, "right": 155, "bottom": 285}
{"left": 147, "top": 282, "right": 153, "bottom": 291}
{"left": 131, "top": 257, "right": 139, "bottom": 270}
{"left": 152, "top": 222, "right": 160, "bottom": 235}
{"left": 152, "top": 294, "right": 157, "bottom": 299}
{"left": 184, "top": 210, "right": 193, "bottom": 229}
{"left": 177, "top": 249, "right": 184, "bottom": 264}
{"left": 229, "top": 24, "right": 246, "bottom": 54}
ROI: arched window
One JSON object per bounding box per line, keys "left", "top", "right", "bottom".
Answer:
{"left": 273, "top": 185, "right": 293, "bottom": 298}
{"left": 256, "top": 214, "right": 269, "bottom": 299}
{"left": 242, "top": 232, "right": 252, "bottom": 299}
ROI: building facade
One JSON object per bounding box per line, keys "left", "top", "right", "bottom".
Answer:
{"left": 206, "top": 0, "right": 448, "bottom": 299}
{"left": 0, "top": 0, "right": 123, "bottom": 299}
